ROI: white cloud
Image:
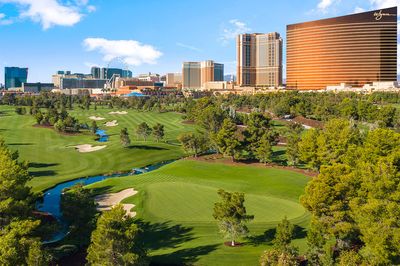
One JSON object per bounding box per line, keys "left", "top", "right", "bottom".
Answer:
{"left": 370, "top": 0, "right": 400, "bottom": 9}
{"left": 0, "top": 0, "right": 94, "bottom": 29}
{"left": 310, "top": 0, "right": 341, "bottom": 14}
{"left": 220, "top": 19, "right": 251, "bottom": 45}
{"left": 354, "top": 6, "right": 366, "bottom": 13}
{"left": 0, "top": 13, "right": 13, "bottom": 25}
{"left": 84, "top": 61, "right": 102, "bottom": 68}
{"left": 87, "top": 5, "right": 96, "bottom": 13}
{"left": 317, "top": 0, "right": 335, "bottom": 10}
{"left": 176, "top": 42, "right": 202, "bottom": 52}
{"left": 83, "top": 38, "right": 163, "bottom": 66}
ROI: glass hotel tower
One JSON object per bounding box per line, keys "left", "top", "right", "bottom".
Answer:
{"left": 5, "top": 67, "right": 28, "bottom": 90}
{"left": 286, "top": 7, "right": 397, "bottom": 90}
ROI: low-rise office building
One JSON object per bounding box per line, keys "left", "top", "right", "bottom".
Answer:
{"left": 21, "top": 82, "right": 55, "bottom": 93}
{"left": 52, "top": 72, "right": 93, "bottom": 88}
{"left": 114, "top": 77, "right": 154, "bottom": 89}
{"left": 59, "top": 78, "right": 107, "bottom": 90}
{"left": 202, "top": 81, "right": 234, "bottom": 91}
{"left": 138, "top": 72, "right": 160, "bottom": 82}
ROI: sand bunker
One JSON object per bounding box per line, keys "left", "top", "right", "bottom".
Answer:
{"left": 89, "top": 116, "right": 105, "bottom": 121}
{"left": 74, "top": 144, "right": 106, "bottom": 153}
{"left": 109, "top": 111, "right": 128, "bottom": 115}
{"left": 105, "top": 120, "right": 118, "bottom": 127}
{"left": 95, "top": 188, "right": 137, "bottom": 217}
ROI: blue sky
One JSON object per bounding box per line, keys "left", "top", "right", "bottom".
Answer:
{"left": 0, "top": 0, "right": 398, "bottom": 83}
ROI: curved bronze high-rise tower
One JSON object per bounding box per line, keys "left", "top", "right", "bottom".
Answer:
{"left": 286, "top": 7, "right": 397, "bottom": 90}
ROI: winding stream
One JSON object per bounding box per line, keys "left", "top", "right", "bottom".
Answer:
{"left": 36, "top": 160, "right": 172, "bottom": 244}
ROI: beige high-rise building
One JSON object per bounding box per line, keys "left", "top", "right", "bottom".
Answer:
{"left": 182, "top": 60, "right": 224, "bottom": 90}
{"left": 166, "top": 73, "right": 183, "bottom": 87}
{"left": 237, "top": 32, "right": 282, "bottom": 87}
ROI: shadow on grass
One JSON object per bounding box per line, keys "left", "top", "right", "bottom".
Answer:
{"left": 272, "top": 149, "right": 287, "bottom": 165}
{"left": 136, "top": 220, "right": 195, "bottom": 251}
{"left": 89, "top": 186, "right": 114, "bottom": 196}
{"left": 29, "top": 162, "right": 59, "bottom": 168}
{"left": 246, "top": 228, "right": 276, "bottom": 246}
{"left": 150, "top": 244, "right": 219, "bottom": 266}
{"left": 293, "top": 225, "right": 307, "bottom": 240}
{"left": 8, "top": 142, "right": 34, "bottom": 146}
{"left": 29, "top": 170, "right": 57, "bottom": 177}
{"left": 273, "top": 149, "right": 286, "bottom": 157}
{"left": 246, "top": 225, "right": 307, "bottom": 247}
{"left": 127, "top": 145, "right": 168, "bottom": 151}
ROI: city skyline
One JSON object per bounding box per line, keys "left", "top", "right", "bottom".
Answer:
{"left": 0, "top": 0, "right": 399, "bottom": 84}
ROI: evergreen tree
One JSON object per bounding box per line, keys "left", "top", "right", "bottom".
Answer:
{"left": 273, "top": 216, "right": 295, "bottom": 251}
{"left": 215, "top": 118, "right": 241, "bottom": 161}
{"left": 298, "top": 128, "right": 320, "bottom": 170}
{"left": 86, "top": 205, "right": 148, "bottom": 266}
{"left": 91, "top": 120, "right": 98, "bottom": 134}
{"left": 286, "top": 123, "right": 303, "bottom": 166}
{"left": 136, "top": 122, "right": 152, "bottom": 141}
{"left": 120, "top": 128, "right": 131, "bottom": 148}
{"left": 260, "top": 217, "right": 299, "bottom": 266}
{"left": 213, "top": 189, "right": 253, "bottom": 246}
{"left": 243, "top": 112, "right": 273, "bottom": 158}
{"left": 177, "top": 132, "right": 208, "bottom": 157}
{"left": 0, "top": 220, "right": 50, "bottom": 265}
{"left": 152, "top": 123, "right": 165, "bottom": 142}
{"left": 61, "top": 184, "right": 98, "bottom": 246}
{"left": 0, "top": 140, "right": 33, "bottom": 225}
{"left": 255, "top": 133, "right": 273, "bottom": 164}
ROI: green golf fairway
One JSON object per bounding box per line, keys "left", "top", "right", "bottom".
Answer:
{"left": 0, "top": 105, "right": 196, "bottom": 191}
{"left": 0, "top": 104, "right": 310, "bottom": 265}
{"left": 89, "top": 160, "right": 311, "bottom": 266}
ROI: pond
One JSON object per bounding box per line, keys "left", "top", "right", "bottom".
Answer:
{"left": 95, "top": 129, "right": 109, "bottom": 142}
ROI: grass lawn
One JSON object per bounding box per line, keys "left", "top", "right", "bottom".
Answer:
{"left": 88, "top": 160, "right": 311, "bottom": 266}
{"left": 391, "top": 103, "right": 400, "bottom": 110}
{"left": 0, "top": 105, "right": 196, "bottom": 191}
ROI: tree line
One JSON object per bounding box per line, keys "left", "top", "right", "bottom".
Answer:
{"left": 3, "top": 91, "right": 400, "bottom": 128}
{"left": 120, "top": 122, "right": 165, "bottom": 148}
{"left": 0, "top": 139, "right": 51, "bottom": 265}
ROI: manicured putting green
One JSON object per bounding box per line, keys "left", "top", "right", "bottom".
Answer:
{"left": 89, "top": 160, "right": 311, "bottom": 266}
{"left": 144, "top": 182, "right": 304, "bottom": 223}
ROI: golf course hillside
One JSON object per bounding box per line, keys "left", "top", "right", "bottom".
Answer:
{"left": 88, "top": 160, "right": 311, "bottom": 266}
{"left": 0, "top": 105, "right": 196, "bottom": 191}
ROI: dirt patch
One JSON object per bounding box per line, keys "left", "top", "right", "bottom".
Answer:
{"left": 182, "top": 120, "right": 195, "bottom": 125}
{"left": 33, "top": 124, "right": 53, "bottom": 129}
{"left": 224, "top": 241, "right": 243, "bottom": 247}
{"left": 105, "top": 120, "right": 118, "bottom": 127}
{"left": 292, "top": 116, "right": 324, "bottom": 129}
{"left": 109, "top": 111, "right": 128, "bottom": 115}
{"left": 95, "top": 188, "right": 137, "bottom": 217}
{"left": 89, "top": 116, "right": 105, "bottom": 121}
{"left": 33, "top": 124, "right": 80, "bottom": 136}
{"left": 186, "top": 154, "right": 318, "bottom": 177}
{"left": 74, "top": 144, "right": 106, "bottom": 153}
